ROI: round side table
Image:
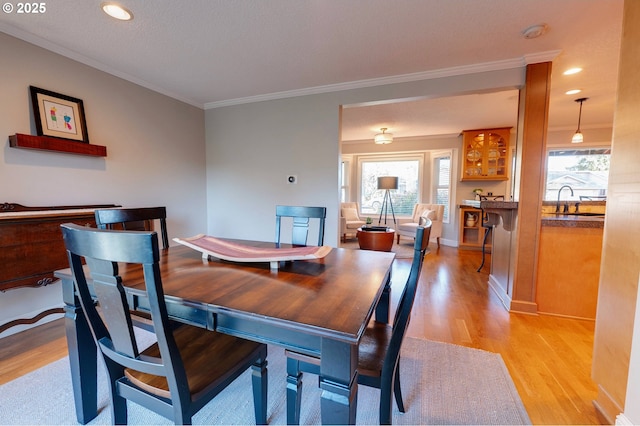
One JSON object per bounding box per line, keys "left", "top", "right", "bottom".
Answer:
{"left": 356, "top": 227, "right": 395, "bottom": 252}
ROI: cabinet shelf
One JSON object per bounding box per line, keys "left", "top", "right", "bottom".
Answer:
{"left": 9, "top": 133, "right": 107, "bottom": 157}
{"left": 459, "top": 206, "right": 491, "bottom": 251}
{"left": 461, "top": 127, "right": 511, "bottom": 181}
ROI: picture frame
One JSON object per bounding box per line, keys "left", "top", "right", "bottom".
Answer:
{"left": 30, "top": 86, "right": 89, "bottom": 143}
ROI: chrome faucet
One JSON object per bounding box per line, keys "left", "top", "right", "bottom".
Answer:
{"left": 556, "top": 185, "right": 574, "bottom": 213}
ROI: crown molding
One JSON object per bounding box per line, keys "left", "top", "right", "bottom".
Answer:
{"left": 523, "top": 50, "right": 562, "bottom": 64}
{"left": 205, "top": 52, "right": 561, "bottom": 109}
{"left": 2, "top": 22, "right": 560, "bottom": 111}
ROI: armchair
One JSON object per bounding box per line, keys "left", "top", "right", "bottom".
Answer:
{"left": 396, "top": 203, "right": 444, "bottom": 247}
{"left": 340, "top": 202, "right": 366, "bottom": 242}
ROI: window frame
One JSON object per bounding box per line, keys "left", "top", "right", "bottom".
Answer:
{"left": 340, "top": 158, "right": 351, "bottom": 203}
{"left": 432, "top": 150, "right": 453, "bottom": 223}
{"left": 356, "top": 153, "right": 425, "bottom": 218}
{"left": 544, "top": 147, "right": 611, "bottom": 201}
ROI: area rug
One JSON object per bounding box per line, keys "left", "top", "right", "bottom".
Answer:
{"left": 340, "top": 239, "right": 424, "bottom": 259}
{"left": 0, "top": 337, "right": 529, "bottom": 425}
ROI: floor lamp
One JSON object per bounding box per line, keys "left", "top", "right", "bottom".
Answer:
{"left": 377, "top": 176, "right": 398, "bottom": 226}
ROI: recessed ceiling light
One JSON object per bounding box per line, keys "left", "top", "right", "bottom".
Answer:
{"left": 566, "top": 89, "right": 582, "bottom": 95}
{"left": 563, "top": 68, "right": 582, "bottom": 75}
{"left": 102, "top": 2, "right": 133, "bottom": 21}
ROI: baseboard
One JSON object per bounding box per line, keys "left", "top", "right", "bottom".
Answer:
{"left": 488, "top": 274, "right": 512, "bottom": 311}
{"left": 441, "top": 237, "right": 457, "bottom": 247}
{"left": 593, "top": 384, "right": 623, "bottom": 425}
{"left": 509, "top": 300, "right": 538, "bottom": 315}
{"left": 486, "top": 275, "right": 538, "bottom": 314}
{"left": 616, "top": 413, "right": 635, "bottom": 425}
{"left": 537, "top": 310, "right": 595, "bottom": 322}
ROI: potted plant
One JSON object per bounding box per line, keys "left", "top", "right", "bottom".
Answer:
{"left": 473, "top": 188, "right": 483, "bottom": 200}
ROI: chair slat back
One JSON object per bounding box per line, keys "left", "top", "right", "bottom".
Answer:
{"left": 89, "top": 257, "right": 140, "bottom": 358}
{"left": 386, "top": 221, "right": 431, "bottom": 372}
{"left": 275, "top": 205, "right": 326, "bottom": 247}
{"left": 60, "top": 223, "right": 185, "bottom": 381}
{"left": 95, "top": 207, "right": 169, "bottom": 249}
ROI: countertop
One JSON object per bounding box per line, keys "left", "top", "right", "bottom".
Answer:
{"left": 541, "top": 213, "right": 605, "bottom": 229}
{"left": 480, "top": 200, "right": 518, "bottom": 210}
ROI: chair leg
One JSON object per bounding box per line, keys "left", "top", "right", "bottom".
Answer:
{"left": 437, "top": 236, "right": 440, "bottom": 247}
{"left": 379, "top": 376, "right": 394, "bottom": 425}
{"left": 286, "top": 357, "right": 303, "bottom": 425}
{"left": 393, "top": 363, "right": 405, "bottom": 413}
{"left": 251, "top": 356, "right": 269, "bottom": 425}
{"left": 109, "top": 377, "right": 127, "bottom": 425}
{"left": 173, "top": 407, "right": 191, "bottom": 425}
{"left": 397, "top": 234, "right": 400, "bottom": 244}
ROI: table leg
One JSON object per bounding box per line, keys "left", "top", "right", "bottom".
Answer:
{"left": 375, "top": 270, "right": 392, "bottom": 323}
{"left": 62, "top": 277, "right": 98, "bottom": 424}
{"left": 319, "top": 339, "right": 358, "bottom": 425}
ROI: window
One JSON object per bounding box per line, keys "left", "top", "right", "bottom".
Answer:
{"left": 433, "top": 152, "right": 452, "bottom": 222}
{"left": 358, "top": 156, "right": 422, "bottom": 217}
{"left": 340, "top": 160, "right": 350, "bottom": 203}
{"left": 544, "top": 148, "right": 610, "bottom": 200}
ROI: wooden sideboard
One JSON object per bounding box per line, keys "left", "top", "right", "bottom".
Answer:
{"left": 0, "top": 202, "right": 118, "bottom": 334}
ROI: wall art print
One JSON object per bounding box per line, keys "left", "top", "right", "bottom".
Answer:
{"left": 30, "top": 86, "right": 89, "bottom": 143}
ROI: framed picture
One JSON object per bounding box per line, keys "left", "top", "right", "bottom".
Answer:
{"left": 30, "top": 86, "right": 89, "bottom": 143}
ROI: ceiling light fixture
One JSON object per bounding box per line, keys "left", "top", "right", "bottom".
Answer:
{"left": 522, "top": 24, "right": 548, "bottom": 39}
{"left": 563, "top": 67, "right": 582, "bottom": 76}
{"left": 374, "top": 128, "right": 393, "bottom": 144}
{"left": 565, "top": 89, "right": 581, "bottom": 95}
{"left": 571, "top": 97, "right": 588, "bottom": 144}
{"left": 101, "top": 2, "right": 133, "bottom": 21}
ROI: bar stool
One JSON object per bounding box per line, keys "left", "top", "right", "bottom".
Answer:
{"left": 477, "top": 196, "right": 503, "bottom": 272}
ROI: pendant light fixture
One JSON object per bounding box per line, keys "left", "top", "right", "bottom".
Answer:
{"left": 571, "top": 97, "right": 588, "bottom": 144}
{"left": 374, "top": 128, "right": 393, "bottom": 144}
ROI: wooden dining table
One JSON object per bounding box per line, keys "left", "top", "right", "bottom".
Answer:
{"left": 55, "top": 240, "right": 395, "bottom": 425}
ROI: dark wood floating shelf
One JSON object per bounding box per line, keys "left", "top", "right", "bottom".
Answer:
{"left": 9, "top": 133, "right": 107, "bottom": 157}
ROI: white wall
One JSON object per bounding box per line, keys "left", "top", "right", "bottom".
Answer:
{"left": 205, "top": 69, "right": 525, "bottom": 246}
{"left": 0, "top": 33, "right": 207, "bottom": 336}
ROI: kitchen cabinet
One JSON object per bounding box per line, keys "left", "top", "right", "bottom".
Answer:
{"left": 461, "top": 127, "right": 511, "bottom": 181}
{"left": 458, "top": 206, "right": 491, "bottom": 250}
{"left": 536, "top": 217, "right": 604, "bottom": 320}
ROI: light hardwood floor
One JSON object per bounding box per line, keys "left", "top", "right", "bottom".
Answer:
{"left": 0, "top": 245, "right": 603, "bottom": 424}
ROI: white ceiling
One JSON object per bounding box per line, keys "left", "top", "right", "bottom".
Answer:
{"left": 0, "top": 0, "right": 623, "bottom": 142}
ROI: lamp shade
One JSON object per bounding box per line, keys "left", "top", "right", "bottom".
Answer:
{"left": 377, "top": 176, "right": 398, "bottom": 190}
{"left": 374, "top": 128, "right": 393, "bottom": 144}
{"left": 571, "top": 131, "right": 584, "bottom": 144}
{"left": 571, "top": 97, "right": 588, "bottom": 144}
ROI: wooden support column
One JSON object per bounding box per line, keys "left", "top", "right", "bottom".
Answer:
{"left": 592, "top": 0, "right": 640, "bottom": 422}
{"left": 510, "top": 62, "right": 552, "bottom": 313}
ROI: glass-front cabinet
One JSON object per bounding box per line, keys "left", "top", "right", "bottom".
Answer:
{"left": 461, "top": 127, "right": 511, "bottom": 181}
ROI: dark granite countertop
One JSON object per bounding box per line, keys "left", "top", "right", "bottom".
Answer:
{"left": 480, "top": 200, "right": 518, "bottom": 210}
{"left": 541, "top": 214, "right": 605, "bottom": 229}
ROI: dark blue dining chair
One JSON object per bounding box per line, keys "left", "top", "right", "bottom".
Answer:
{"left": 285, "top": 220, "right": 431, "bottom": 424}
{"left": 275, "top": 205, "right": 327, "bottom": 247}
{"left": 94, "top": 206, "right": 170, "bottom": 249}
{"left": 60, "top": 223, "right": 268, "bottom": 425}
